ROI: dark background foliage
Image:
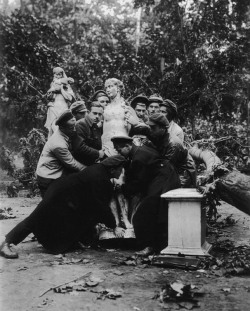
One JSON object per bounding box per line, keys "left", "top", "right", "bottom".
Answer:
{"left": 0, "top": 0, "right": 249, "bottom": 164}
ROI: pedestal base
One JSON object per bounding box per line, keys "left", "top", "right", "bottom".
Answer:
{"left": 160, "top": 240, "right": 212, "bottom": 257}
{"left": 152, "top": 254, "right": 201, "bottom": 269}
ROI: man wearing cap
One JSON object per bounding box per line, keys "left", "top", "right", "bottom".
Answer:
{"left": 130, "top": 95, "right": 149, "bottom": 124}
{"left": 160, "top": 99, "right": 184, "bottom": 143}
{"left": 91, "top": 90, "right": 110, "bottom": 108}
{"left": 147, "top": 94, "right": 163, "bottom": 116}
{"left": 0, "top": 155, "right": 126, "bottom": 258}
{"left": 70, "top": 101, "right": 88, "bottom": 121}
{"left": 147, "top": 113, "right": 196, "bottom": 188}
{"left": 36, "top": 110, "right": 85, "bottom": 197}
{"left": 111, "top": 134, "right": 181, "bottom": 256}
{"left": 73, "top": 102, "right": 105, "bottom": 166}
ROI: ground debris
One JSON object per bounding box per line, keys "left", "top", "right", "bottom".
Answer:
{"left": 17, "top": 266, "right": 28, "bottom": 271}
{"left": 119, "top": 255, "right": 151, "bottom": 267}
{"left": 0, "top": 207, "right": 16, "bottom": 219}
{"left": 51, "top": 273, "right": 104, "bottom": 295}
{"left": 50, "top": 256, "right": 92, "bottom": 266}
{"left": 153, "top": 281, "right": 204, "bottom": 309}
{"left": 198, "top": 240, "right": 250, "bottom": 276}
{"left": 91, "top": 287, "right": 122, "bottom": 300}
{"left": 207, "top": 214, "right": 237, "bottom": 234}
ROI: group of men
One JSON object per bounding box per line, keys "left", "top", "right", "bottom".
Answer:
{"left": 0, "top": 88, "right": 197, "bottom": 258}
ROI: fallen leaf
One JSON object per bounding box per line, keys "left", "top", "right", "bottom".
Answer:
{"left": 222, "top": 288, "right": 231, "bottom": 293}
{"left": 54, "top": 254, "right": 63, "bottom": 259}
{"left": 196, "top": 269, "right": 206, "bottom": 273}
{"left": 113, "top": 270, "right": 124, "bottom": 276}
{"left": 171, "top": 282, "right": 184, "bottom": 295}
{"left": 86, "top": 280, "right": 99, "bottom": 287}
{"left": 17, "top": 266, "right": 28, "bottom": 271}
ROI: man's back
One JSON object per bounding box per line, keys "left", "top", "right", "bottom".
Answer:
{"left": 36, "top": 129, "right": 84, "bottom": 179}
{"left": 123, "top": 144, "right": 161, "bottom": 196}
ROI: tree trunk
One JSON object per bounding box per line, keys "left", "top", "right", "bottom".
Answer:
{"left": 189, "top": 146, "right": 250, "bottom": 216}
{"left": 216, "top": 170, "right": 250, "bottom": 216}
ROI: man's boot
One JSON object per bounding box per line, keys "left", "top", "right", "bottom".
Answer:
{"left": 0, "top": 242, "right": 18, "bottom": 259}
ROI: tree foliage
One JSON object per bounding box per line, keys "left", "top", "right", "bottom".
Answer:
{"left": 0, "top": 0, "right": 249, "bottom": 154}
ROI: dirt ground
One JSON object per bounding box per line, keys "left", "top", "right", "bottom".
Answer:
{"left": 0, "top": 188, "right": 250, "bottom": 311}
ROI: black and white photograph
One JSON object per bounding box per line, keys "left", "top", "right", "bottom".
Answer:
{"left": 0, "top": 0, "right": 250, "bottom": 310}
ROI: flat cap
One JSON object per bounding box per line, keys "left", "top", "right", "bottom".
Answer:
{"left": 161, "top": 99, "right": 177, "bottom": 113}
{"left": 130, "top": 95, "right": 149, "bottom": 109}
{"left": 91, "top": 90, "right": 109, "bottom": 101}
{"left": 70, "top": 101, "right": 87, "bottom": 113}
{"left": 131, "top": 123, "right": 151, "bottom": 136}
{"left": 101, "top": 155, "right": 126, "bottom": 168}
{"left": 55, "top": 109, "right": 74, "bottom": 126}
{"left": 148, "top": 94, "right": 163, "bottom": 104}
{"left": 147, "top": 113, "right": 169, "bottom": 127}
{"left": 111, "top": 135, "right": 133, "bottom": 143}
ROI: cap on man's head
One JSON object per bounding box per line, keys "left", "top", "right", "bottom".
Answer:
{"left": 147, "top": 113, "right": 169, "bottom": 128}
{"left": 161, "top": 99, "right": 177, "bottom": 113}
{"left": 92, "top": 90, "right": 109, "bottom": 101}
{"left": 131, "top": 123, "right": 151, "bottom": 137}
{"left": 130, "top": 95, "right": 149, "bottom": 109}
{"left": 101, "top": 155, "right": 126, "bottom": 168}
{"left": 148, "top": 94, "right": 163, "bottom": 104}
{"left": 111, "top": 135, "right": 133, "bottom": 144}
{"left": 55, "top": 109, "right": 74, "bottom": 126}
{"left": 70, "top": 101, "right": 87, "bottom": 114}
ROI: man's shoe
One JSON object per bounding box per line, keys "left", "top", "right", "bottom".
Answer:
{"left": 0, "top": 243, "right": 18, "bottom": 259}
{"left": 135, "top": 246, "right": 154, "bottom": 257}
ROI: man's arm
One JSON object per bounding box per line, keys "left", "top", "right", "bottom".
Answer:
{"left": 53, "top": 146, "right": 86, "bottom": 171}
{"left": 73, "top": 122, "right": 100, "bottom": 163}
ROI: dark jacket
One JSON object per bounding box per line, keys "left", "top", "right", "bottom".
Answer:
{"left": 25, "top": 164, "right": 116, "bottom": 253}
{"left": 123, "top": 144, "right": 161, "bottom": 196}
{"left": 155, "top": 130, "right": 196, "bottom": 186}
{"left": 73, "top": 114, "right": 102, "bottom": 165}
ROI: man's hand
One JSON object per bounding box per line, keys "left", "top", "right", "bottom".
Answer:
{"left": 114, "top": 226, "right": 125, "bottom": 238}
{"left": 98, "top": 150, "right": 105, "bottom": 159}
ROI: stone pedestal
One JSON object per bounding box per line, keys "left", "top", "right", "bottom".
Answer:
{"left": 159, "top": 188, "right": 212, "bottom": 257}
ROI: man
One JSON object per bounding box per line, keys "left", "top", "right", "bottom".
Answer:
{"left": 73, "top": 102, "right": 105, "bottom": 165}
{"left": 0, "top": 155, "right": 126, "bottom": 258}
{"left": 111, "top": 134, "right": 181, "bottom": 256}
{"left": 147, "top": 113, "right": 196, "bottom": 188}
{"left": 147, "top": 94, "right": 163, "bottom": 116}
{"left": 36, "top": 110, "right": 85, "bottom": 197}
{"left": 130, "top": 95, "right": 149, "bottom": 123}
{"left": 160, "top": 100, "right": 184, "bottom": 143}
{"left": 91, "top": 90, "right": 110, "bottom": 108}
{"left": 70, "top": 101, "right": 88, "bottom": 121}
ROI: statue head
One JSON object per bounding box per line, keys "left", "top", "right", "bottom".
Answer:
{"left": 104, "top": 78, "right": 124, "bottom": 99}
{"left": 53, "top": 67, "right": 65, "bottom": 80}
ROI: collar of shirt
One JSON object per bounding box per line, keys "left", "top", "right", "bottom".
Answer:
{"left": 58, "top": 129, "right": 70, "bottom": 142}
{"left": 85, "top": 114, "right": 95, "bottom": 128}
{"left": 169, "top": 120, "right": 174, "bottom": 132}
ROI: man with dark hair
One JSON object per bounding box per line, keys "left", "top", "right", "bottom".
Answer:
{"left": 36, "top": 110, "right": 85, "bottom": 197}
{"left": 130, "top": 95, "right": 149, "bottom": 123}
{"left": 147, "top": 113, "right": 196, "bottom": 188}
{"left": 147, "top": 94, "right": 163, "bottom": 116}
{"left": 160, "top": 99, "right": 184, "bottom": 143}
{"left": 73, "top": 102, "right": 105, "bottom": 165}
{"left": 70, "top": 101, "right": 88, "bottom": 121}
{"left": 91, "top": 90, "right": 110, "bottom": 108}
{"left": 0, "top": 155, "right": 126, "bottom": 258}
{"left": 111, "top": 134, "right": 181, "bottom": 256}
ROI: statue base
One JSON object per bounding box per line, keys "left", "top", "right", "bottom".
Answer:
{"left": 99, "top": 228, "right": 135, "bottom": 240}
